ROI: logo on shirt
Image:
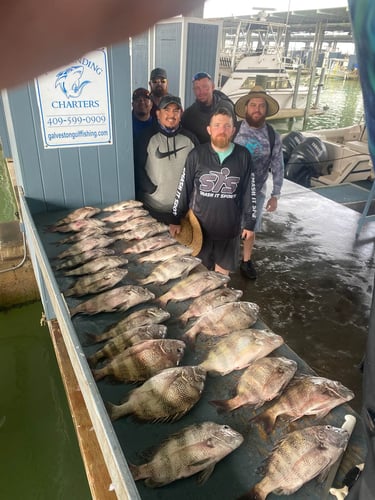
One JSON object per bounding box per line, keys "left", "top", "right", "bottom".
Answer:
{"left": 155, "top": 146, "right": 187, "bottom": 159}
{"left": 199, "top": 167, "right": 240, "bottom": 198}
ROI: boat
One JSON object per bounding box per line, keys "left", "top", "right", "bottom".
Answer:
{"left": 218, "top": 18, "right": 315, "bottom": 112}
{"left": 283, "top": 123, "right": 372, "bottom": 188}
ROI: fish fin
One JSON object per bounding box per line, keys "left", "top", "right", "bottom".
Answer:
{"left": 250, "top": 410, "right": 276, "bottom": 434}
{"left": 209, "top": 399, "right": 231, "bottom": 413}
{"left": 181, "top": 330, "right": 197, "bottom": 350}
{"left": 105, "top": 401, "right": 124, "bottom": 421}
{"left": 197, "top": 463, "right": 216, "bottom": 484}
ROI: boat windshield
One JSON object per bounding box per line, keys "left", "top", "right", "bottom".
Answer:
{"left": 240, "top": 76, "right": 292, "bottom": 90}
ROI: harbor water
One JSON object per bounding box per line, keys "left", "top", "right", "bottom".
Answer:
{"left": 0, "top": 77, "right": 369, "bottom": 498}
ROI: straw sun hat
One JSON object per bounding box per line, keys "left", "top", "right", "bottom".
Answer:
{"left": 234, "top": 85, "right": 280, "bottom": 119}
{"left": 174, "top": 209, "right": 203, "bottom": 256}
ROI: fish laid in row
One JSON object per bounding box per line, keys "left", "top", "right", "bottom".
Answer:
{"left": 102, "top": 207, "right": 149, "bottom": 224}
{"left": 138, "top": 255, "right": 202, "bottom": 286}
{"left": 110, "top": 215, "right": 156, "bottom": 233}
{"left": 198, "top": 329, "right": 284, "bottom": 376}
{"left": 137, "top": 243, "right": 192, "bottom": 263}
{"left": 107, "top": 365, "right": 206, "bottom": 422}
{"left": 70, "top": 285, "right": 155, "bottom": 317}
{"left": 123, "top": 234, "right": 177, "bottom": 255}
{"left": 64, "top": 268, "right": 128, "bottom": 297}
{"left": 54, "top": 225, "right": 113, "bottom": 245}
{"left": 89, "top": 306, "right": 170, "bottom": 343}
{"left": 157, "top": 271, "right": 230, "bottom": 306}
{"left": 238, "top": 424, "right": 349, "bottom": 500}
{"left": 115, "top": 221, "right": 168, "bottom": 241}
{"left": 56, "top": 235, "right": 116, "bottom": 259}
{"left": 87, "top": 324, "right": 168, "bottom": 366}
{"left": 130, "top": 421, "right": 244, "bottom": 488}
{"left": 210, "top": 356, "right": 298, "bottom": 412}
{"left": 183, "top": 301, "right": 260, "bottom": 348}
{"left": 102, "top": 199, "right": 144, "bottom": 212}
{"left": 253, "top": 375, "right": 354, "bottom": 434}
{"left": 47, "top": 206, "right": 101, "bottom": 229}
{"left": 54, "top": 247, "right": 116, "bottom": 271}
{"left": 63, "top": 255, "right": 128, "bottom": 276}
{"left": 47, "top": 217, "right": 106, "bottom": 233}
{"left": 92, "top": 338, "right": 185, "bottom": 383}
{"left": 179, "top": 287, "right": 244, "bottom": 325}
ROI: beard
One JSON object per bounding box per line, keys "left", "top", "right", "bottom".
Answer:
{"left": 153, "top": 86, "right": 165, "bottom": 97}
{"left": 245, "top": 113, "right": 266, "bottom": 128}
{"left": 211, "top": 135, "right": 231, "bottom": 149}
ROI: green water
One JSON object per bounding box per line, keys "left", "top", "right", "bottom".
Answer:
{"left": 0, "top": 153, "right": 17, "bottom": 222}
{"left": 0, "top": 302, "right": 91, "bottom": 500}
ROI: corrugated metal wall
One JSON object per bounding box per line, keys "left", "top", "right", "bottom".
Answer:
{"left": 2, "top": 43, "right": 134, "bottom": 215}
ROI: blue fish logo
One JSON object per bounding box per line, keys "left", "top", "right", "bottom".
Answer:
{"left": 55, "top": 65, "right": 90, "bottom": 98}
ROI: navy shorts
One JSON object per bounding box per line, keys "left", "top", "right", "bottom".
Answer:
{"left": 197, "top": 235, "right": 240, "bottom": 273}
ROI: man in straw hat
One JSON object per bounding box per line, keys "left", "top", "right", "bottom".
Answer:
{"left": 169, "top": 106, "right": 256, "bottom": 275}
{"left": 234, "top": 85, "right": 284, "bottom": 280}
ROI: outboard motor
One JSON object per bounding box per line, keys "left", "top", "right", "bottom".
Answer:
{"left": 284, "top": 136, "right": 328, "bottom": 188}
{"left": 282, "top": 131, "right": 305, "bottom": 165}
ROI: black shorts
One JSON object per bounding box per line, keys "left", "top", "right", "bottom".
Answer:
{"left": 197, "top": 235, "right": 240, "bottom": 273}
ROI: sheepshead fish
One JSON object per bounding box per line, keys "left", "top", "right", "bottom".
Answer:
{"left": 253, "top": 375, "right": 354, "bottom": 434}
{"left": 115, "top": 222, "right": 168, "bottom": 241}
{"left": 179, "top": 287, "right": 244, "bottom": 325}
{"left": 64, "top": 255, "right": 128, "bottom": 276}
{"left": 87, "top": 324, "right": 168, "bottom": 366}
{"left": 123, "top": 234, "right": 177, "bottom": 255}
{"left": 54, "top": 247, "right": 115, "bottom": 271}
{"left": 56, "top": 235, "right": 116, "bottom": 259}
{"left": 70, "top": 285, "right": 155, "bottom": 317}
{"left": 157, "top": 271, "right": 231, "bottom": 306}
{"left": 238, "top": 425, "right": 349, "bottom": 500}
{"left": 129, "top": 421, "right": 244, "bottom": 488}
{"left": 102, "top": 199, "right": 144, "bottom": 212}
{"left": 92, "top": 338, "right": 185, "bottom": 382}
{"left": 55, "top": 225, "right": 112, "bottom": 245}
{"left": 139, "top": 256, "right": 202, "bottom": 286}
{"left": 102, "top": 207, "right": 149, "bottom": 223}
{"left": 111, "top": 216, "right": 156, "bottom": 233}
{"left": 64, "top": 268, "right": 128, "bottom": 297}
{"left": 138, "top": 244, "right": 192, "bottom": 263}
{"left": 49, "top": 206, "right": 101, "bottom": 227}
{"left": 47, "top": 217, "right": 105, "bottom": 233}
{"left": 198, "top": 329, "right": 284, "bottom": 376}
{"left": 210, "top": 356, "right": 297, "bottom": 412}
{"left": 106, "top": 365, "right": 206, "bottom": 422}
{"left": 183, "top": 301, "right": 260, "bottom": 348}
{"left": 89, "top": 306, "right": 170, "bottom": 343}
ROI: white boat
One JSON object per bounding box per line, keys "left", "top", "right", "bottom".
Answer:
{"left": 220, "top": 51, "right": 311, "bottom": 110}
{"left": 283, "top": 123, "right": 372, "bottom": 188}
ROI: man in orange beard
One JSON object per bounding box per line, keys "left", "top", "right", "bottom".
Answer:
{"left": 170, "top": 107, "right": 256, "bottom": 275}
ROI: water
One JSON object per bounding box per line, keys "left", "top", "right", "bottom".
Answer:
{"left": 273, "top": 77, "right": 365, "bottom": 134}
{"left": 0, "top": 155, "right": 17, "bottom": 222}
{"left": 0, "top": 302, "right": 91, "bottom": 500}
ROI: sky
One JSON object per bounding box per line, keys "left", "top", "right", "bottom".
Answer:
{"left": 203, "top": 0, "right": 349, "bottom": 18}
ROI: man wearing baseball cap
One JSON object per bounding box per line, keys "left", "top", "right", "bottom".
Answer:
{"left": 149, "top": 67, "right": 169, "bottom": 117}
{"left": 234, "top": 85, "right": 284, "bottom": 280}
{"left": 132, "top": 87, "right": 154, "bottom": 140}
{"left": 133, "top": 94, "right": 198, "bottom": 223}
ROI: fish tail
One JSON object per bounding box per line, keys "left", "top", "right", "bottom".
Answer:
{"left": 250, "top": 411, "right": 275, "bottom": 434}
{"left": 105, "top": 401, "right": 124, "bottom": 421}
{"left": 128, "top": 463, "right": 141, "bottom": 480}
{"left": 209, "top": 399, "right": 232, "bottom": 413}
{"left": 155, "top": 295, "right": 168, "bottom": 307}
{"left": 237, "top": 485, "right": 265, "bottom": 500}
{"left": 64, "top": 288, "right": 74, "bottom": 297}
{"left": 181, "top": 330, "right": 196, "bottom": 350}
{"left": 91, "top": 368, "right": 104, "bottom": 381}
{"left": 86, "top": 353, "right": 99, "bottom": 367}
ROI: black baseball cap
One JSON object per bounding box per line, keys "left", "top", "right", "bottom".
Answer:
{"left": 132, "top": 87, "right": 151, "bottom": 100}
{"left": 150, "top": 67, "right": 167, "bottom": 80}
{"left": 158, "top": 95, "right": 182, "bottom": 109}
{"left": 192, "top": 71, "right": 212, "bottom": 82}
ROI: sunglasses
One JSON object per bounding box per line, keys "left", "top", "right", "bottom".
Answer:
{"left": 192, "top": 72, "right": 212, "bottom": 82}
{"left": 151, "top": 78, "right": 167, "bottom": 84}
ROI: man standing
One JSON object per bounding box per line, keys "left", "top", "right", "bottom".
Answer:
{"left": 133, "top": 95, "right": 198, "bottom": 224}
{"left": 181, "top": 72, "right": 235, "bottom": 143}
{"left": 234, "top": 85, "right": 284, "bottom": 280}
{"left": 131, "top": 87, "right": 154, "bottom": 141}
{"left": 170, "top": 107, "right": 256, "bottom": 275}
{"left": 149, "top": 67, "right": 169, "bottom": 117}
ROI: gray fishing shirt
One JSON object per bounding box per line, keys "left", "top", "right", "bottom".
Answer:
{"left": 234, "top": 121, "right": 284, "bottom": 197}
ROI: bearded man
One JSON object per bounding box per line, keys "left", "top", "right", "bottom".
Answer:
{"left": 234, "top": 86, "right": 284, "bottom": 280}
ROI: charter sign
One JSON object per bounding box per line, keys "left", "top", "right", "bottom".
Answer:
{"left": 35, "top": 48, "right": 112, "bottom": 148}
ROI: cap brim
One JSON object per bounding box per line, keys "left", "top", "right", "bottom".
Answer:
{"left": 174, "top": 209, "right": 203, "bottom": 256}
